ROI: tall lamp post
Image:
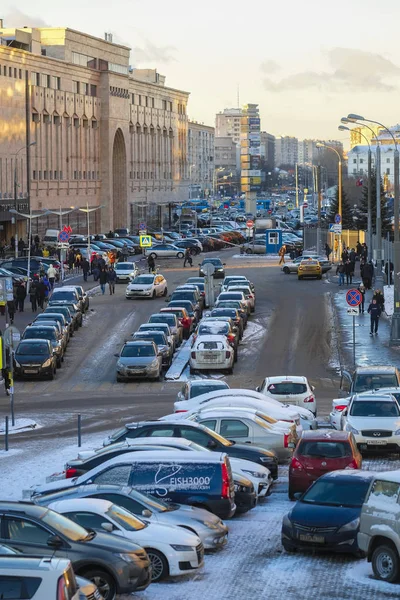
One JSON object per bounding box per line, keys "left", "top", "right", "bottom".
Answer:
{"left": 43, "top": 206, "right": 76, "bottom": 281}
{"left": 338, "top": 124, "right": 372, "bottom": 258}
{"left": 316, "top": 142, "right": 342, "bottom": 255}
{"left": 78, "top": 203, "right": 103, "bottom": 260}
{"left": 13, "top": 142, "right": 36, "bottom": 258}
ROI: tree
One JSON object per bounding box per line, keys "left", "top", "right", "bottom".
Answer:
{"left": 356, "top": 170, "right": 392, "bottom": 235}
{"left": 327, "top": 185, "right": 354, "bottom": 229}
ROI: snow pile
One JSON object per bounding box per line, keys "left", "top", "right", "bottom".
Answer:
{"left": 232, "top": 254, "right": 279, "bottom": 260}
{"left": 0, "top": 418, "right": 41, "bottom": 435}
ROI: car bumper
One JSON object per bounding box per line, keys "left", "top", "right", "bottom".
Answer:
{"left": 200, "top": 525, "right": 229, "bottom": 550}
{"left": 15, "top": 366, "right": 53, "bottom": 378}
{"left": 234, "top": 489, "right": 257, "bottom": 513}
{"left": 355, "top": 435, "right": 400, "bottom": 452}
{"left": 281, "top": 526, "right": 359, "bottom": 554}
{"left": 329, "top": 412, "right": 342, "bottom": 430}
{"left": 289, "top": 470, "right": 318, "bottom": 493}
{"left": 168, "top": 546, "right": 204, "bottom": 576}
{"left": 117, "top": 367, "right": 159, "bottom": 379}
{"left": 126, "top": 291, "right": 153, "bottom": 298}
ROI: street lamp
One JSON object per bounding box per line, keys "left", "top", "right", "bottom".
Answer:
{"left": 316, "top": 142, "right": 342, "bottom": 256}
{"left": 78, "top": 203, "right": 103, "bottom": 259}
{"left": 13, "top": 142, "right": 36, "bottom": 258}
{"left": 339, "top": 124, "right": 373, "bottom": 259}
{"left": 43, "top": 206, "right": 76, "bottom": 281}
{"left": 9, "top": 208, "right": 49, "bottom": 293}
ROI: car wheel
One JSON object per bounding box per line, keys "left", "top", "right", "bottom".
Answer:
{"left": 146, "top": 548, "right": 169, "bottom": 582}
{"left": 82, "top": 570, "right": 117, "bottom": 600}
{"left": 152, "top": 290, "right": 156, "bottom": 298}
{"left": 288, "top": 486, "right": 296, "bottom": 501}
{"left": 283, "top": 266, "right": 290, "bottom": 274}
{"left": 177, "top": 252, "right": 184, "bottom": 259}
{"left": 48, "top": 368, "right": 55, "bottom": 381}
{"left": 298, "top": 276, "right": 302, "bottom": 281}
{"left": 56, "top": 357, "right": 62, "bottom": 369}
{"left": 317, "top": 275, "right": 322, "bottom": 280}
{"left": 372, "top": 544, "right": 400, "bottom": 582}
{"left": 245, "top": 248, "right": 253, "bottom": 254}
{"left": 163, "top": 287, "right": 168, "bottom": 297}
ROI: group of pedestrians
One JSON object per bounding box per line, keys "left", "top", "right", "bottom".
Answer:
{"left": 5, "top": 274, "right": 52, "bottom": 323}
{"left": 98, "top": 266, "right": 117, "bottom": 295}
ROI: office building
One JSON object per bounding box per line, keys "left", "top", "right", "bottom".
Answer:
{"left": 188, "top": 121, "right": 214, "bottom": 198}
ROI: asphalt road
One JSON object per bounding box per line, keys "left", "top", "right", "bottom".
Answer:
{"left": 0, "top": 252, "right": 341, "bottom": 445}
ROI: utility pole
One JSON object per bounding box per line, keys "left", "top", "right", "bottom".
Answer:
{"left": 390, "top": 145, "right": 400, "bottom": 343}
{"left": 376, "top": 144, "right": 382, "bottom": 280}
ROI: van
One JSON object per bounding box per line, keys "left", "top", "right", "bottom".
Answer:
{"left": 43, "top": 229, "right": 60, "bottom": 246}
{"left": 30, "top": 450, "right": 236, "bottom": 520}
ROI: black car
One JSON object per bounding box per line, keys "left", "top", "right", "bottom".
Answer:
{"left": 234, "top": 475, "right": 257, "bottom": 514}
{"left": 199, "top": 258, "right": 225, "bottom": 278}
{"left": 281, "top": 470, "right": 375, "bottom": 554}
{"left": 0, "top": 501, "right": 151, "bottom": 599}
{"left": 48, "top": 300, "right": 83, "bottom": 328}
{"left": 208, "top": 307, "right": 244, "bottom": 339}
{"left": 169, "top": 290, "right": 202, "bottom": 318}
{"left": 103, "top": 421, "right": 278, "bottom": 479}
{"left": 44, "top": 305, "right": 75, "bottom": 336}
{"left": 14, "top": 339, "right": 57, "bottom": 380}
{"left": 174, "top": 240, "right": 201, "bottom": 255}
{"left": 21, "top": 325, "right": 64, "bottom": 368}
{"left": 168, "top": 300, "right": 199, "bottom": 324}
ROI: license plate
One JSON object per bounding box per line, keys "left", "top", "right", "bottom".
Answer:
{"left": 299, "top": 534, "right": 324, "bottom": 543}
{"left": 367, "top": 440, "right": 387, "bottom": 445}
{"left": 24, "top": 369, "right": 39, "bottom": 374}
{"left": 203, "top": 352, "right": 217, "bottom": 359}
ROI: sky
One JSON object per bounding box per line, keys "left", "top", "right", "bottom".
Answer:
{"left": 4, "top": 0, "right": 400, "bottom": 143}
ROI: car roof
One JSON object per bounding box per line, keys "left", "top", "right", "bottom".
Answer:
{"left": 124, "top": 340, "right": 155, "bottom": 346}
{"left": 189, "top": 380, "right": 229, "bottom": 388}
{"left": 194, "top": 334, "right": 228, "bottom": 342}
{"left": 352, "top": 393, "right": 397, "bottom": 402}
{"left": 0, "top": 501, "right": 46, "bottom": 515}
{"left": 300, "top": 430, "right": 351, "bottom": 441}
{"left": 370, "top": 469, "right": 400, "bottom": 484}
{"left": 354, "top": 366, "right": 398, "bottom": 374}
{"left": 18, "top": 338, "right": 50, "bottom": 344}
{"left": 319, "top": 470, "right": 375, "bottom": 482}
{"left": 264, "top": 376, "right": 308, "bottom": 384}
{"left": 86, "top": 450, "right": 226, "bottom": 466}
{"left": 49, "top": 498, "right": 112, "bottom": 514}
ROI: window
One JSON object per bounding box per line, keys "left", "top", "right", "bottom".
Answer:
{"left": 387, "top": 168, "right": 391, "bottom": 175}
{"left": 138, "top": 95, "right": 142, "bottom": 106}
{"left": 83, "top": 82, "right": 89, "bottom": 96}
{"left": 9, "top": 67, "right": 12, "bottom": 77}
{"left": 359, "top": 159, "right": 363, "bottom": 164}
{"left": 200, "top": 419, "right": 217, "bottom": 431}
{"left": 179, "top": 426, "right": 212, "bottom": 446}
{"left": 33, "top": 170, "right": 37, "bottom": 180}
{"left": 370, "top": 480, "right": 400, "bottom": 504}
{"left": 32, "top": 112, "right": 40, "bottom": 124}
{"left": 93, "top": 465, "right": 131, "bottom": 485}
{"left": 353, "top": 158, "right": 357, "bottom": 164}
{"left": 90, "top": 84, "right": 97, "bottom": 97}
{"left": 53, "top": 115, "right": 60, "bottom": 125}
{"left": 6, "top": 517, "right": 50, "bottom": 545}
{"left": 3, "top": 65, "right": 6, "bottom": 76}
{"left": 53, "top": 76, "right": 61, "bottom": 90}
{"left": 0, "top": 576, "right": 41, "bottom": 598}
{"left": 169, "top": 101, "right": 173, "bottom": 111}
{"left": 220, "top": 419, "right": 249, "bottom": 438}
{"left": 43, "top": 114, "right": 50, "bottom": 124}
{"left": 151, "top": 97, "right": 155, "bottom": 108}
{"left": 109, "top": 62, "right": 129, "bottom": 75}
{"left": 43, "top": 171, "right": 48, "bottom": 180}
{"left": 131, "top": 93, "right": 135, "bottom": 104}
{"left": 162, "top": 100, "right": 167, "bottom": 110}
{"left": 72, "top": 52, "right": 97, "bottom": 69}
{"left": 93, "top": 493, "right": 143, "bottom": 514}
{"left": 65, "top": 511, "right": 108, "bottom": 531}
{"left": 74, "top": 117, "right": 79, "bottom": 128}
{"left": 387, "top": 158, "right": 391, "bottom": 163}
{"left": 353, "top": 168, "right": 357, "bottom": 174}
{"left": 73, "top": 81, "right": 80, "bottom": 94}
{"left": 147, "top": 427, "right": 175, "bottom": 437}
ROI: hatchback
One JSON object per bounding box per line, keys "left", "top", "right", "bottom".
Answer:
{"left": 288, "top": 430, "right": 362, "bottom": 499}
{"left": 257, "top": 376, "right": 317, "bottom": 416}
{"left": 14, "top": 339, "right": 57, "bottom": 380}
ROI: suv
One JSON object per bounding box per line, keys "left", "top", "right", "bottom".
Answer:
{"left": 0, "top": 501, "right": 151, "bottom": 599}
{"left": 340, "top": 366, "right": 400, "bottom": 397}
{"left": 358, "top": 472, "right": 400, "bottom": 582}
{"left": 0, "top": 556, "right": 80, "bottom": 599}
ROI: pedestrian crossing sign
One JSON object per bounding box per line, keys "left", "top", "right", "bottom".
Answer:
{"left": 140, "top": 235, "right": 152, "bottom": 248}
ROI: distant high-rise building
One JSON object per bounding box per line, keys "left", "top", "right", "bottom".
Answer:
{"left": 215, "top": 108, "right": 243, "bottom": 144}
{"left": 298, "top": 139, "right": 319, "bottom": 165}
{"left": 275, "top": 136, "right": 298, "bottom": 167}
{"left": 188, "top": 121, "right": 214, "bottom": 198}
{"left": 350, "top": 125, "right": 381, "bottom": 149}
{"left": 260, "top": 132, "right": 275, "bottom": 168}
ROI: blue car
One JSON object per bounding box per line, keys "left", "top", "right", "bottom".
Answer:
{"left": 281, "top": 470, "right": 375, "bottom": 554}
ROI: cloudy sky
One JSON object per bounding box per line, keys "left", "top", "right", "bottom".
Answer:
{"left": 5, "top": 0, "right": 400, "bottom": 142}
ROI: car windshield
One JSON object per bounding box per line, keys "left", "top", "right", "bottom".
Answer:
{"left": 354, "top": 374, "right": 398, "bottom": 392}
{"left": 121, "top": 345, "right": 155, "bottom": 358}
{"left": 40, "top": 508, "right": 89, "bottom": 542}
{"left": 116, "top": 263, "right": 134, "bottom": 270}
{"left": 219, "top": 293, "right": 243, "bottom": 300}
{"left": 298, "top": 441, "right": 352, "bottom": 458}
{"left": 197, "top": 341, "right": 224, "bottom": 350}
{"left": 202, "top": 259, "right": 222, "bottom": 265}
{"left": 267, "top": 382, "right": 307, "bottom": 395}
{"left": 350, "top": 401, "right": 400, "bottom": 417}
{"left": 51, "top": 291, "right": 76, "bottom": 301}
{"left": 199, "top": 323, "right": 228, "bottom": 335}
{"left": 24, "top": 328, "right": 56, "bottom": 340}
{"left": 150, "top": 315, "right": 176, "bottom": 326}
{"left": 191, "top": 383, "right": 229, "bottom": 398}
{"left": 46, "top": 307, "right": 71, "bottom": 320}
{"left": 16, "top": 343, "right": 49, "bottom": 355}
{"left": 135, "top": 333, "right": 165, "bottom": 345}
{"left": 302, "top": 479, "right": 370, "bottom": 507}
{"left": 133, "top": 276, "right": 154, "bottom": 284}
{"left": 107, "top": 504, "right": 146, "bottom": 531}
{"left": 171, "top": 292, "right": 195, "bottom": 301}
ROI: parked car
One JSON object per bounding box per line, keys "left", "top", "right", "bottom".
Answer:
{"left": 146, "top": 244, "right": 185, "bottom": 259}
{"left": 217, "top": 291, "right": 251, "bottom": 315}
{"left": 282, "top": 470, "right": 374, "bottom": 554}
{"left": 138, "top": 323, "right": 176, "bottom": 353}
{"left": 177, "top": 380, "right": 230, "bottom": 402}
{"left": 190, "top": 335, "right": 234, "bottom": 375}
{"left": 114, "top": 262, "right": 139, "bottom": 282}
{"left": 115, "top": 340, "right": 162, "bottom": 382}
{"left": 34, "top": 312, "right": 70, "bottom": 346}
{"left": 226, "top": 284, "right": 256, "bottom": 312}
{"left": 208, "top": 307, "right": 244, "bottom": 339}
{"left": 169, "top": 290, "right": 202, "bottom": 319}
{"left": 126, "top": 274, "right": 168, "bottom": 299}
{"left": 257, "top": 376, "right": 317, "bottom": 416}
{"left": 51, "top": 287, "right": 82, "bottom": 311}
{"left": 72, "top": 285, "right": 90, "bottom": 312}
{"left": 132, "top": 330, "right": 172, "bottom": 368}
{"left": 48, "top": 300, "right": 83, "bottom": 328}
{"left": 0, "top": 501, "right": 151, "bottom": 599}
{"left": 340, "top": 365, "right": 400, "bottom": 397}
{"left": 34, "top": 483, "right": 228, "bottom": 551}
{"left": 48, "top": 498, "right": 204, "bottom": 582}
{"left": 21, "top": 325, "right": 64, "bottom": 368}
{"left": 159, "top": 307, "right": 193, "bottom": 340}
{"left": 358, "top": 471, "right": 400, "bottom": 582}
{"left": 214, "top": 300, "right": 248, "bottom": 326}
{"left": 44, "top": 305, "right": 75, "bottom": 335}
{"left": 288, "top": 430, "right": 362, "bottom": 499}
{"left": 221, "top": 275, "right": 251, "bottom": 292}
{"left": 148, "top": 312, "right": 183, "bottom": 346}
{"left": 199, "top": 258, "right": 225, "bottom": 278}
{"left": 167, "top": 301, "right": 198, "bottom": 326}
{"left": 14, "top": 339, "right": 57, "bottom": 380}
{"left": 192, "top": 320, "right": 238, "bottom": 360}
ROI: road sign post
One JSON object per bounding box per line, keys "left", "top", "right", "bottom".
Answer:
{"left": 139, "top": 235, "right": 152, "bottom": 248}
{"left": 345, "top": 289, "right": 361, "bottom": 369}
{"left": 3, "top": 323, "right": 20, "bottom": 427}
{"left": 202, "top": 263, "right": 215, "bottom": 308}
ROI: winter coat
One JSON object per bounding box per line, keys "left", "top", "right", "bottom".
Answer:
{"left": 47, "top": 266, "right": 57, "bottom": 279}
{"left": 373, "top": 291, "right": 385, "bottom": 310}
{"left": 107, "top": 269, "right": 117, "bottom": 283}
{"left": 344, "top": 262, "right": 353, "bottom": 275}
{"left": 336, "top": 264, "right": 345, "bottom": 274}
{"left": 15, "top": 284, "right": 26, "bottom": 300}
{"left": 368, "top": 303, "right": 382, "bottom": 319}
{"left": 99, "top": 270, "right": 108, "bottom": 284}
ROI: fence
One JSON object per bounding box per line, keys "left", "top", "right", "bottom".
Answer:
{"left": 303, "top": 228, "right": 366, "bottom": 261}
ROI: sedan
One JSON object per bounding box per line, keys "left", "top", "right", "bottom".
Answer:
{"left": 298, "top": 259, "right": 322, "bottom": 280}
{"left": 282, "top": 255, "right": 332, "bottom": 275}
{"left": 190, "top": 335, "right": 234, "bottom": 375}
{"left": 138, "top": 323, "right": 176, "bottom": 353}
{"left": 199, "top": 258, "right": 225, "bottom": 278}
{"left": 115, "top": 262, "right": 139, "bottom": 282}
{"left": 177, "top": 380, "right": 230, "bottom": 401}
{"left": 48, "top": 498, "right": 203, "bottom": 582}
{"left": 115, "top": 340, "right": 162, "bottom": 382}
{"left": 21, "top": 324, "right": 64, "bottom": 368}
{"left": 282, "top": 470, "right": 375, "bottom": 554}
{"left": 132, "top": 330, "right": 172, "bottom": 368}
{"left": 14, "top": 339, "right": 57, "bottom": 380}
{"left": 148, "top": 312, "right": 183, "bottom": 346}
{"left": 146, "top": 244, "right": 185, "bottom": 259}
{"left": 126, "top": 274, "right": 168, "bottom": 299}
{"left": 192, "top": 319, "right": 238, "bottom": 361}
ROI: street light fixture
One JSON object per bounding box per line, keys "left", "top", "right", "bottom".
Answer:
{"left": 78, "top": 203, "right": 103, "bottom": 259}
{"left": 316, "top": 142, "right": 342, "bottom": 256}
{"left": 13, "top": 141, "right": 36, "bottom": 259}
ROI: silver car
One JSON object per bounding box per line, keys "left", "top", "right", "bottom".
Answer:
{"left": 33, "top": 483, "right": 228, "bottom": 551}
{"left": 115, "top": 340, "right": 162, "bottom": 382}
{"left": 146, "top": 244, "right": 185, "bottom": 259}
{"left": 115, "top": 262, "right": 139, "bottom": 282}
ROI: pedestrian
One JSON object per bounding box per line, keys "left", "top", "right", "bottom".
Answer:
{"left": 42, "top": 246, "right": 50, "bottom": 258}
{"left": 278, "top": 244, "right": 287, "bottom": 265}
{"left": 107, "top": 266, "right": 117, "bottom": 295}
{"left": 34, "top": 234, "right": 40, "bottom": 252}
{"left": 183, "top": 247, "right": 191, "bottom": 268}
{"left": 37, "top": 278, "right": 46, "bottom": 309}
{"left": 336, "top": 261, "right": 345, "bottom": 286}
{"left": 368, "top": 298, "right": 382, "bottom": 335}
{"left": 373, "top": 288, "right": 385, "bottom": 313}
{"left": 325, "top": 243, "right": 332, "bottom": 260}
{"left": 0, "top": 241, "right": 5, "bottom": 258}
{"left": 385, "top": 261, "right": 394, "bottom": 285}
{"left": 362, "top": 243, "right": 368, "bottom": 260}
{"left": 10, "top": 236, "right": 15, "bottom": 252}
{"left": 344, "top": 259, "right": 353, "bottom": 285}
{"left": 121, "top": 243, "right": 129, "bottom": 262}
{"left": 99, "top": 267, "right": 108, "bottom": 295}
{"left": 147, "top": 254, "right": 156, "bottom": 273}
{"left": 75, "top": 251, "right": 82, "bottom": 270}
{"left": 29, "top": 278, "right": 39, "bottom": 312}
{"left": 42, "top": 275, "right": 51, "bottom": 304}
{"left": 349, "top": 247, "right": 356, "bottom": 266}
{"left": 82, "top": 258, "right": 90, "bottom": 282}
{"left": 357, "top": 283, "right": 366, "bottom": 313}
{"left": 15, "top": 282, "right": 26, "bottom": 312}
{"left": 363, "top": 260, "right": 374, "bottom": 290}
{"left": 7, "top": 299, "right": 15, "bottom": 323}
{"left": 17, "top": 238, "right": 25, "bottom": 257}
{"left": 356, "top": 241, "right": 362, "bottom": 257}
{"left": 2, "top": 367, "right": 10, "bottom": 396}
{"left": 47, "top": 264, "right": 57, "bottom": 289}
{"left": 341, "top": 248, "right": 349, "bottom": 263}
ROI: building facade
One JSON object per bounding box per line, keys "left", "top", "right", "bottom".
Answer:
{"left": 215, "top": 108, "right": 243, "bottom": 144}
{"left": 0, "top": 24, "right": 190, "bottom": 240}
{"left": 260, "top": 131, "right": 275, "bottom": 168}
{"left": 240, "top": 104, "right": 261, "bottom": 205}
{"left": 187, "top": 121, "right": 214, "bottom": 198}
{"left": 214, "top": 137, "right": 240, "bottom": 197}
{"left": 275, "top": 136, "right": 298, "bottom": 167}
{"left": 350, "top": 125, "right": 381, "bottom": 149}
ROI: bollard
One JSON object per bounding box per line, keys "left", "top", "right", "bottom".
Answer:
{"left": 78, "top": 414, "right": 82, "bottom": 447}
{"left": 5, "top": 416, "right": 8, "bottom": 451}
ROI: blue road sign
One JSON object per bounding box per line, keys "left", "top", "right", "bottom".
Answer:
{"left": 346, "top": 288, "right": 362, "bottom": 307}
{"left": 335, "top": 214, "right": 342, "bottom": 224}
{"left": 139, "top": 222, "right": 147, "bottom": 231}
{"left": 58, "top": 230, "right": 70, "bottom": 242}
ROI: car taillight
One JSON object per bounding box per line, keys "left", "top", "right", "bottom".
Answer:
{"left": 291, "top": 457, "right": 303, "bottom": 470}
{"left": 248, "top": 294, "right": 254, "bottom": 298}
{"left": 335, "top": 405, "right": 348, "bottom": 412}
{"left": 345, "top": 459, "right": 359, "bottom": 470}
{"left": 225, "top": 350, "right": 231, "bottom": 358}
{"left": 174, "top": 409, "right": 188, "bottom": 413}
{"left": 227, "top": 333, "right": 235, "bottom": 342}
{"left": 221, "top": 462, "right": 230, "bottom": 498}
{"left": 65, "top": 467, "right": 78, "bottom": 479}
{"left": 284, "top": 433, "right": 289, "bottom": 448}
{"left": 191, "top": 351, "right": 196, "bottom": 359}
{"left": 303, "top": 395, "right": 315, "bottom": 403}
{"left": 57, "top": 575, "right": 67, "bottom": 600}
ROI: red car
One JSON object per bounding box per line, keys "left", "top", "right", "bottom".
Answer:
{"left": 288, "top": 430, "right": 362, "bottom": 499}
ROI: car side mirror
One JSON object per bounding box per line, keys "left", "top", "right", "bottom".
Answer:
{"left": 311, "top": 385, "right": 315, "bottom": 392}
{"left": 177, "top": 392, "right": 184, "bottom": 400}
{"left": 114, "top": 353, "right": 119, "bottom": 358}
{"left": 293, "top": 492, "right": 303, "bottom": 500}
{"left": 256, "top": 386, "right": 260, "bottom": 392}
{"left": 223, "top": 263, "right": 226, "bottom": 266}
{"left": 47, "top": 534, "right": 63, "bottom": 549}
{"left": 101, "top": 522, "right": 114, "bottom": 533}
{"left": 142, "top": 509, "right": 152, "bottom": 518}
{"left": 342, "top": 409, "right": 348, "bottom": 416}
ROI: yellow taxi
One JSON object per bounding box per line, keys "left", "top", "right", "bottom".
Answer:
{"left": 298, "top": 258, "right": 322, "bottom": 280}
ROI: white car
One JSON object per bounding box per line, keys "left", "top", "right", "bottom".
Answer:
{"left": 177, "top": 379, "right": 230, "bottom": 401}
{"left": 341, "top": 393, "right": 400, "bottom": 452}
{"left": 126, "top": 273, "right": 168, "bottom": 299}
{"left": 146, "top": 244, "right": 185, "bottom": 259}
{"left": 221, "top": 275, "right": 249, "bottom": 292}
{"left": 226, "top": 284, "right": 256, "bottom": 312}
{"left": 217, "top": 291, "right": 251, "bottom": 315}
{"left": 330, "top": 388, "right": 400, "bottom": 430}
{"left": 257, "top": 376, "right": 317, "bottom": 416}
{"left": 48, "top": 498, "right": 203, "bottom": 582}
{"left": 115, "top": 261, "right": 139, "bottom": 282}
{"left": 190, "top": 335, "right": 234, "bottom": 374}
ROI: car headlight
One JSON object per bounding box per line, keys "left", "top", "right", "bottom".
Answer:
{"left": 394, "top": 428, "right": 400, "bottom": 436}
{"left": 282, "top": 514, "right": 292, "bottom": 529}
{"left": 42, "top": 358, "right": 53, "bottom": 368}
{"left": 243, "top": 469, "right": 265, "bottom": 479}
{"left": 337, "top": 517, "right": 360, "bottom": 533}
{"left": 149, "top": 359, "right": 159, "bottom": 368}
{"left": 14, "top": 359, "right": 21, "bottom": 368}
{"left": 116, "top": 361, "right": 124, "bottom": 369}
{"left": 259, "top": 457, "right": 273, "bottom": 464}
{"left": 118, "top": 553, "right": 136, "bottom": 563}
{"left": 170, "top": 544, "right": 195, "bottom": 551}
{"left": 345, "top": 424, "right": 359, "bottom": 435}
{"left": 203, "top": 520, "right": 218, "bottom": 530}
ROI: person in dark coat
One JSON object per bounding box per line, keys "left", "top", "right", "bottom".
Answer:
{"left": 325, "top": 243, "right": 332, "bottom": 260}
{"left": 107, "top": 266, "right": 117, "bottom": 295}
{"left": 15, "top": 282, "right": 26, "bottom": 312}
{"left": 357, "top": 283, "right": 366, "bottom": 313}
{"left": 7, "top": 299, "right": 15, "bottom": 323}
{"left": 362, "top": 261, "right": 374, "bottom": 290}
{"left": 373, "top": 289, "right": 385, "bottom": 313}
{"left": 385, "top": 261, "right": 394, "bottom": 285}
{"left": 36, "top": 279, "right": 47, "bottom": 309}
{"left": 82, "top": 258, "right": 90, "bottom": 282}
{"left": 29, "top": 279, "right": 39, "bottom": 312}
{"left": 183, "top": 247, "right": 192, "bottom": 268}
{"left": 349, "top": 248, "right": 356, "bottom": 265}
{"left": 344, "top": 260, "right": 353, "bottom": 285}
{"left": 368, "top": 298, "right": 382, "bottom": 335}
{"left": 336, "top": 261, "right": 345, "bottom": 286}
{"left": 356, "top": 241, "right": 362, "bottom": 257}
{"left": 99, "top": 268, "right": 108, "bottom": 295}
{"left": 17, "top": 238, "right": 25, "bottom": 257}
{"left": 341, "top": 248, "right": 349, "bottom": 263}
{"left": 147, "top": 254, "right": 156, "bottom": 273}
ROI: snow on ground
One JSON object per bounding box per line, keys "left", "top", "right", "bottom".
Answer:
{"left": 0, "top": 418, "right": 41, "bottom": 435}
{"left": 232, "top": 254, "right": 279, "bottom": 260}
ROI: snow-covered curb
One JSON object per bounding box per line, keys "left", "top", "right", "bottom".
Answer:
{"left": 0, "top": 418, "right": 41, "bottom": 435}
{"left": 232, "top": 254, "right": 279, "bottom": 260}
